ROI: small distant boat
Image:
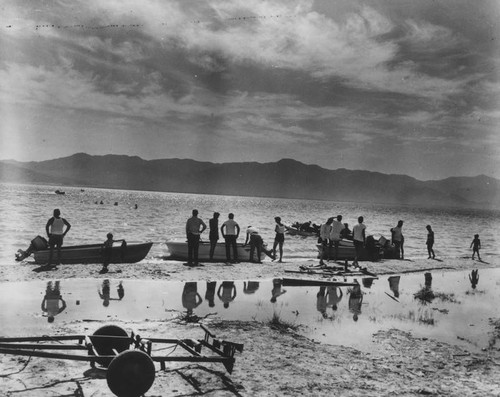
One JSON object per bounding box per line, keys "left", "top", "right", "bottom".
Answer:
{"left": 55, "top": 190, "right": 65, "bottom": 195}
{"left": 285, "top": 226, "right": 317, "bottom": 237}
{"left": 32, "top": 242, "right": 153, "bottom": 265}
{"left": 165, "top": 240, "right": 270, "bottom": 262}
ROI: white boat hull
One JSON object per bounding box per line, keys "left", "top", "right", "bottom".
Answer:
{"left": 165, "top": 240, "right": 268, "bottom": 262}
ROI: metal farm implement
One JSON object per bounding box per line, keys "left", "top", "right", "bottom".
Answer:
{"left": 0, "top": 324, "right": 244, "bottom": 397}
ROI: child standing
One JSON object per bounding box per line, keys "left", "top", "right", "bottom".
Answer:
{"left": 470, "top": 234, "right": 481, "bottom": 260}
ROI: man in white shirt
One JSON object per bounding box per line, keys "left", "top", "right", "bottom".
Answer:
{"left": 352, "top": 216, "right": 366, "bottom": 267}
{"left": 319, "top": 217, "right": 333, "bottom": 265}
{"left": 391, "top": 220, "right": 404, "bottom": 259}
{"left": 329, "top": 215, "right": 345, "bottom": 261}
{"left": 221, "top": 213, "right": 241, "bottom": 263}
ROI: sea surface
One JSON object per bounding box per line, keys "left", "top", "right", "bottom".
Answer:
{"left": 1, "top": 182, "right": 500, "bottom": 264}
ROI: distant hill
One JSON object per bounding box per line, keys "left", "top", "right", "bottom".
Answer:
{"left": 1, "top": 153, "right": 499, "bottom": 209}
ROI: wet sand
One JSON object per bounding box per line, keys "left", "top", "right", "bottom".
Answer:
{"left": 1, "top": 256, "right": 500, "bottom": 396}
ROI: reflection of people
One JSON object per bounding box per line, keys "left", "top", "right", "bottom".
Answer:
{"left": 348, "top": 281, "right": 363, "bottom": 322}
{"left": 45, "top": 209, "right": 71, "bottom": 268}
{"left": 182, "top": 282, "right": 203, "bottom": 315}
{"left": 243, "top": 281, "right": 260, "bottom": 294}
{"left": 98, "top": 279, "right": 124, "bottom": 307}
{"left": 388, "top": 276, "right": 400, "bottom": 298}
{"left": 391, "top": 220, "right": 404, "bottom": 259}
{"left": 205, "top": 281, "right": 217, "bottom": 307}
{"left": 221, "top": 213, "right": 240, "bottom": 263}
{"left": 185, "top": 209, "right": 207, "bottom": 266}
{"left": 41, "top": 281, "right": 66, "bottom": 323}
{"left": 217, "top": 281, "right": 237, "bottom": 308}
{"left": 469, "top": 269, "right": 479, "bottom": 289}
{"left": 272, "top": 217, "right": 285, "bottom": 262}
{"left": 270, "top": 278, "right": 287, "bottom": 303}
{"left": 244, "top": 226, "right": 263, "bottom": 263}
{"left": 208, "top": 212, "right": 220, "bottom": 261}
{"left": 426, "top": 225, "right": 435, "bottom": 259}
{"left": 326, "top": 286, "right": 343, "bottom": 311}
{"left": 316, "top": 286, "right": 328, "bottom": 318}
{"left": 352, "top": 217, "right": 366, "bottom": 267}
{"left": 470, "top": 234, "right": 482, "bottom": 260}
{"left": 329, "top": 215, "right": 344, "bottom": 262}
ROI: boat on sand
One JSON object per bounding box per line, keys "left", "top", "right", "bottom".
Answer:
{"left": 16, "top": 236, "right": 153, "bottom": 265}
{"left": 165, "top": 240, "right": 272, "bottom": 262}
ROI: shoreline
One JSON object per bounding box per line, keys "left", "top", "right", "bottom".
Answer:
{"left": 1, "top": 256, "right": 500, "bottom": 396}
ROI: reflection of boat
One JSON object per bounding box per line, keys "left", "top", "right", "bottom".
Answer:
{"left": 33, "top": 242, "right": 153, "bottom": 264}
{"left": 285, "top": 226, "right": 317, "bottom": 237}
{"left": 55, "top": 190, "right": 65, "bottom": 195}
{"left": 279, "top": 278, "right": 358, "bottom": 287}
{"left": 165, "top": 240, "right": 269, "bottom": 262}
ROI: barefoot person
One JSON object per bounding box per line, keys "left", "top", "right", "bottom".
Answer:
{"left": 45, "top": 209, "right": 71, "bottom": 268}
{"left": 272, "top": 217, "right": 285, "bottom": 262}
{"left": 470, "top": 234, "right": 481, "bottom": 260}
{"left": 391, "top": 220, "right": 404, "bottom": 259}
{"left": 426, "top": 225, "right": 435, "bottom": 259}
{"left": 352, "top": 216, "right": 366, "bottom": 267}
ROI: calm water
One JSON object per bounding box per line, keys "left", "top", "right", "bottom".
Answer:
{"left": 1, "top": 268, "right": 500, "bottom": 357}
{"left": 1, "top": 182, "right": 500, "bottom": 264}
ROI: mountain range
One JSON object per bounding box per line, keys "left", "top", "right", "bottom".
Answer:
{"left": 1, "top": 153, "right": 499, "bottom": 209}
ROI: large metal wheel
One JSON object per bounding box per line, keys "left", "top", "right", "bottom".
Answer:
{"left": 90, "top": 325, "right": 130, "bottom": 367}
{"left": 106, "top": 350, "right": 156, "bottom": 397}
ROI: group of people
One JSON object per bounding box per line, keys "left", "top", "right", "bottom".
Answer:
{"left": 185, "top": 210, "right": 286, "bottom": 266}
{"left": 41, "top": 208, "right": 484, "bottom": 270}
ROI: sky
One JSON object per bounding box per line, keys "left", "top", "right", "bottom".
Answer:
{"left": 0, "top": 0, "right": 499, "bottom": 180}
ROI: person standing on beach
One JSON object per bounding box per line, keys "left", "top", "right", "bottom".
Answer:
{"left": 185, "top": 209, "right": 206, "bottom": 266}
{"left": 221, "top": 213, "right": 240, "bottom": 263}
{"left": 272, "top": 216, "right": 285, "bottom": 262}
{"left": 45, "top": 209, "right": 71, "bottom": 268}
{"left": 426, "top": 225, "right": 435, "bottom": 259}
{"left": 319, "top": 217, "right": 334, "bottom": 266}
{"left": 352, "top": 216, "right": 366, "bottom": 267}
{"left": 208, "top": 212, "right": 220, "bottom": 261}
{"left": 391, "top": 220, "right": 404, "bottom": 259}
{"left": 470, "top": 234, "right": 482, "bottom": 260}
{"left": 330, "top": 215, "right": 345, "bottom": 262}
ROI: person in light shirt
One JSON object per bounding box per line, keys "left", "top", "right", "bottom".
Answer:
{"left": 352, "top": 216, "right": 366, "bottom": 267}
{"left": 45, "top": 208, "right": 71, "bottom": 268}
{"left": 329, "top": 215, "right": 345, "bottom": 262}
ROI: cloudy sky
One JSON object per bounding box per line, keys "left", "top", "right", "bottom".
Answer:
{"left": 1, "top": 0, "right": 499, "bottom": 180}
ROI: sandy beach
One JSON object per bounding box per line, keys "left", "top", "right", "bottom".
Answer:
{"left": 2, "top": 256, "right": 500, "bottom": 396}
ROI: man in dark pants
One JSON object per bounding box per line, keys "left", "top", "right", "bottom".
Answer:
{"left": 185, "top": 209, "right": 206, "bottom": 266}
{"left": 45, "top": 208, "right": 71, "bottom": 268}
{"left": 208, "top": 212, "right": 220, "bottom": 261}
{"left": 221, "top": 213, "right": 241, "bottom": 263}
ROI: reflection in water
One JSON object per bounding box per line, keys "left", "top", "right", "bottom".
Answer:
{"left": 218, "top": 281, "right": 237, "bottom": 308}
{"left": 469, "top": 269, "right": 479, "bottom": 289}
{"left": 244, "top": 281, "right": 260, "bottom": 294}
{"left": 414, "top": 272, "right": 435, "bottom": 304}
{"left": 41, "top": 281, "right": 66, "bottom": 323}
{"left": 388, "top": 276, "right": 401, "bottom": 298}
{"left": 326, "top": 286, "right": 343, "bottom": 311}
{"left": 98, "top": 280, "right": 125, "bottom": 307}
{"left": 362, "top": 278, "right": 374, "bottom": 289}
{"left": 348, "top": 281, "right": 363, "bottom": 322}
{"left": 271, "top": 278, "right": 286, "bottom": 303}
{"left": 316, "top": 286, "right": 327, "bottom": 318}
{"left": 182, "top": 282, "right": 203, "bottom": 315}
{"left": 205, "top": 281, "right": 217, "bottom": 308}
